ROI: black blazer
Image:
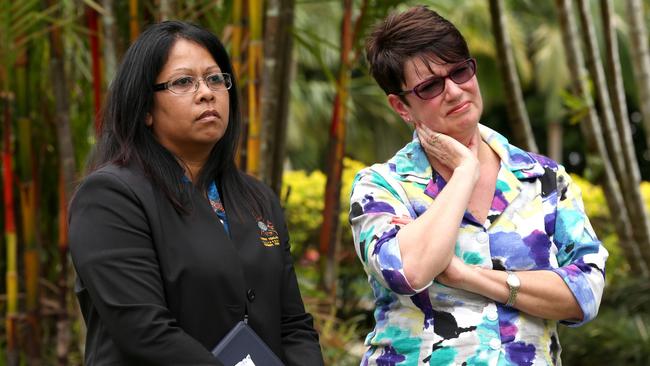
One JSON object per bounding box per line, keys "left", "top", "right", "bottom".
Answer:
{"left": 69, "top": 163, "right": 324, "bottom": 366}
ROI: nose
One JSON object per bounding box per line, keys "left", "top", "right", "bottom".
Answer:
{"left": 195, "top": 78, "right": 215, "bottom": 102}
{"left": 442, "top": 77, "right": 463, "bottom": 101}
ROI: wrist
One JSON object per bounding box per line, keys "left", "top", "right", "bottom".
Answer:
{"left": 454, "top": 162, "right": 480, "bottom": 182}
{"left": 505, "top": 271, "right": 521, "bottom": 307}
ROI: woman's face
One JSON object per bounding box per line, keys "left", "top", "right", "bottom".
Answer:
{"left": 148, "top": 39, "right": 230, "bottom": 159}
{"left": 389, "top": 56, "right": 483, "bottom": 140}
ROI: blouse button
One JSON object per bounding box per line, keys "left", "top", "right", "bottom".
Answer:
{"left": 476, "top": 231, "right": 489, "bottom": 243}
{"left": 247, "top": 288, "right": 256, "bottom": 302}
{"left": 487, "top": 312, "right": 498, "bottom": 321}
{"left": 489, "top": 338, "right": 501, "bottom": 350}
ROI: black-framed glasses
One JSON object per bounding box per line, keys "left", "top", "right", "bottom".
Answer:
{"left": 398, "top": 58, "right": 476, "bottom": 100}
{"left": 153, "top": 73, "right": 232, "bottom": 95}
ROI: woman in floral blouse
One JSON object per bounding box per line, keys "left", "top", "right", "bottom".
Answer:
{"left": 349, "top": 6, "right": 608, "bottom": 366}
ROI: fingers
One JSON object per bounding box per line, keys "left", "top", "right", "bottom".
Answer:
{"left": 429, "top": 132, "right": 441, "bottom": 145}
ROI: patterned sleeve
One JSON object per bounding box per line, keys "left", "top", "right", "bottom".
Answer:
{"left": 349, "top": 167, "right": 429, "bottom": 295}
{"left": 550, "top": 165, "right": 608, "bottom": 326}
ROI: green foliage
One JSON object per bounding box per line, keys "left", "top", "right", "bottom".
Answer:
{"left": 281, "top": 158, "right": 366, "bottom": 258}
{"left": 560, "top": 176, "right": 650, "bottom": 365}
{"left": 559, "top": 277, "right": 650, "bottom": 366}
{"left": 283, "top": 158, "right": 373, "bottom": 362}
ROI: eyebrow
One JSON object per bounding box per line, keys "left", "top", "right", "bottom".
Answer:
{"left": 169, "top": 65, "right": 221, "bottom": 74}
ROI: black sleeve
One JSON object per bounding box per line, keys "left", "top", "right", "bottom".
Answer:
{"left": 271, "top": 195, "right": 325, "bottom": 366}
{"left": 69, "top": 171, "right": 222, "bottom": 366}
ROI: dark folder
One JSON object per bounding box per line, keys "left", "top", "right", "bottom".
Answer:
{"left": 211, "top": 321, "right": 285, "bottom": 366}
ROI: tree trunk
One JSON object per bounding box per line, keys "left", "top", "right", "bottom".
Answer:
{"left": 102, "top": 0, "right": 117, "bottom": 83}
{"left": 577, "top": 0, "right": 626, "bottom": 189}
{"left": 320, "top": 0, "right": 354, "bottom": 294}
{"left": 547, "top": 121, "right": 563, "bottom": 163}
{"left": 260, "top": 0, "right": 295, "bottom": 195}
{"left": 159, "top": 0, "right": 172, "bottom": 21}
{"left": 488, "top": 0, "right": 538, "bottom": 152}
{"left": 602, "top": 0, "right": 650, "bottom": 270}
{"left": 555, "top": 0, "right": 649, "bottom": 275}
{"left": 626, "top": 0, "right": 650, "bottom": 149}
{"left": 87, "top": 6, "right": 102, "bottom": 133}
{"left": 47, "top": 4, "right": 77, "bottom": 362}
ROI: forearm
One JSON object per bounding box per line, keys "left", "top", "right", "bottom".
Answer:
{"left": 398, "top": 165, "right": 477, "bottom": 288}
{"left": 463, "top": 267, "right": 583, "bottom": 321}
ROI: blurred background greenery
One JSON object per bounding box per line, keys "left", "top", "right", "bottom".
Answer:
{"left": 1, "top": 0, "right": 649, "bottom": 365}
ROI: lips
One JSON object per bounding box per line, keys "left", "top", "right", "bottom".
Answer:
{"left": 446, "top": 101, "right": 470, "bottom": 116}
{"left": 196, "top": 110, "right": 221, "bottom": 121}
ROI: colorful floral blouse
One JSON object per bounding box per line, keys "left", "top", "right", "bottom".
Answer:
{"left": 349, "top": 125, "right": 608, "bottom": 366}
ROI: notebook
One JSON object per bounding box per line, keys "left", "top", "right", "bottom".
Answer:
{"left": 211, "top": 321, "right": 285, "bottom": 366}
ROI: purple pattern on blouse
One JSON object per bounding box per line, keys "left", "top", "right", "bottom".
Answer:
{"left": 544, "top": 210, "right": 556, "bottom": 236}
{"left": 381, "top": 269, "right": 412, "bottom": 294}
{"left": 505, "top": 341, "right": 536, "bottom": 366}
{"left": 373, "top": 227, "right": 399, "bottom": 255}
{"left": 411, "top": 291, "right": 435, "bottom": 329}
{"left": 491, "top": 190, "right": 509, "bottom": 213}
{"left": 524, "top": 230, "right": 552, "bottom": 269}
{"left": 363, "top": 195, "right": 396, "bottom": 215}
{"left": 499, "top": 306, "right": 519, "bottom": 342}
{"left": 376, "top": 346, "right": 406, "bottom": 366}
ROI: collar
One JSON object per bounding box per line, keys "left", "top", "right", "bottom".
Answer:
{"left": 479, "top": 124, "right": 546, "bottom": 179}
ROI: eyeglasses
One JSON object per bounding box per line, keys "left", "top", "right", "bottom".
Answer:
{"left": 398, "top": 58, "right": 476, "bottom": 100}
{"left": 153, "top": 73, "right": 232, "bottom": 95}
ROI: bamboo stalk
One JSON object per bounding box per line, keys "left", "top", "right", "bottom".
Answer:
{"left": 87, "top": 5, "right": 102, "bottom": 133}
{"left": 3, "top": 92, "right": 19, "bottom": 366}
{"left": 129, "top": 0, "right": 139, "bottom": 42}
{"left": 231, "top": 0, "right": 243, "bottom": 80}
{"left": 232, "top": 0, "right": 244, "bottom": 167}
{"left": 56, "top": 172, "right": 70, "bottom": 366}
{"left": 319, "top": 0, "right": 354, "bottom": 295}
{"left": 246, "top": 0, "right": 263, "bottom": 177}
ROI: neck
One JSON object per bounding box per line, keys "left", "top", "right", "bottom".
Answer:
{"left": 451, "top": 126, "right": 480, "bottom": 147}
{"left": 177, "top": 154, "right": 208, "bottom": 182}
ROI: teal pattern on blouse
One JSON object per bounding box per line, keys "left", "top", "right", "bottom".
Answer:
{"left": 349, "top": 124, "right": 608, "bottom": 366}
{"left": 207, "top": 181, "right": 230, "bottom": 236}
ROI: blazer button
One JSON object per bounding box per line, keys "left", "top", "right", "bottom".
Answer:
{"left": 247, "top": 288, "right": 256, "bottom": 302}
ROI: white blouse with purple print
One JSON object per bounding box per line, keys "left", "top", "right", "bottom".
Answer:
{"left": 349, "top": 124, "right": 608, "bottom": 366}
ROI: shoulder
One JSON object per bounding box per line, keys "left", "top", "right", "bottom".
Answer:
{"left": 239, "top": 171, "right": 277, "bottom": 200}
{"left": 352, "top": 163, "right": 390, "bottom": 186}
{"left": 237, "top": 171, "right": 283, "bottom": 218}
{"left": 71, "top": 163, "right": 152, "bottom": 205}
{"left": 526, "top": 152, "right": 561, "bottom": 171}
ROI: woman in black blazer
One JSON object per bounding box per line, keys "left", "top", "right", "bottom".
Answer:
{"left": 69, "top": 21, "right": 323, "bottom": 366}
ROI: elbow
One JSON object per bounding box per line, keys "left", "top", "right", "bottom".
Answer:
{"left": 401, "top": 254, "right": 446, "bottom": 291}
{"left": 405, "top": 273, "right": 428, "bottom": 292}
{"left": 402, "top": 265, "right": 438, "bottom": 292}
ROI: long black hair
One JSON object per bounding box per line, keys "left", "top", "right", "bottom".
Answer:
{"left": 92, "top": 20, "right": 264, "bottom": 218}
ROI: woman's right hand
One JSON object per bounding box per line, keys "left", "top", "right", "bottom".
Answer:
{"left": 415, "top": 122, "right": 480, "bottom": 181}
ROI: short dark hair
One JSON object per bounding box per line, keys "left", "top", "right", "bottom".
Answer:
{"left": 92, "top": 20, "right": 264, "bottom": 217}
{"left": 365, "top": 5, "right": 470, "bottom": 97}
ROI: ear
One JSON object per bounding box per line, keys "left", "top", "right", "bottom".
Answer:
{"left": 145, "top": 113, "right": 153, "bottom": 127}
{"left": 387, "top": 94, "right": 412, "bottom": 124}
